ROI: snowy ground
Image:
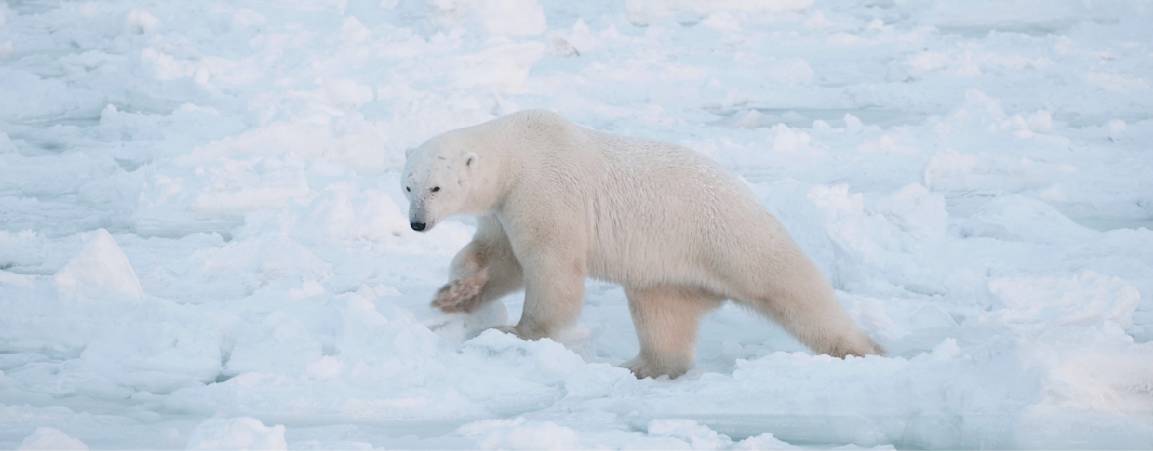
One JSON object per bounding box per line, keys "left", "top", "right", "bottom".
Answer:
{"left": 2, "top": 0, "right": 1153, "bottom": 449}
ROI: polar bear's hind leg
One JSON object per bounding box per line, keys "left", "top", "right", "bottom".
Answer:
{"left": 625, "top": 286, "right": 723, "bottom": 379}
{"left": 738, "top": 269, "right": 882, "bottom": 358}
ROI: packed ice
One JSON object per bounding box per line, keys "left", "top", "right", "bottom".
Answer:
{"left": 1, "top": 0, "right": 1151, "bottom": 449}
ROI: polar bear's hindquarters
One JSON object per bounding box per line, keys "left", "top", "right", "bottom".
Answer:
{"left": 718, "top": 227, "right": 883, "bottom": 358}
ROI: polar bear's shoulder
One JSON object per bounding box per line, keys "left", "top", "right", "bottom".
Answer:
{"left": 483, "top": 110, "right": 585, "bottom": 153}
{"left": 504, "top": 109, "right": 569, "bottom": 126}
{"left": 492, "top": 109, "right": 577, "bottom": 135}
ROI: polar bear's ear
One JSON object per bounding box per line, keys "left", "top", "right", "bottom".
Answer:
{"left": 465, "top": 153, "right": 479, "bottom": 169}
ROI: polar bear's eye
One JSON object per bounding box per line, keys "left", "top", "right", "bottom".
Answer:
{"left": 431, "top": 186, "right": 441, "bottom": 193}
{"left": 405, "top": 186, "right": 411, "bottom": 192}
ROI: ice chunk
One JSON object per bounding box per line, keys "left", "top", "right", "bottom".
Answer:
{"left": 472, "top": 0, "right": 547, "bottom": 36}
{"left": 988, "top": 271, "right": 1139, "bottom": 330}
{"left": 54, "top": 229, "right": 144, "bottom": 301}
{"left": 734, "top": 432, "right": 798, "bottom": 449}
{"left": 647, "top": 419, "right": 731, "bottom": 449}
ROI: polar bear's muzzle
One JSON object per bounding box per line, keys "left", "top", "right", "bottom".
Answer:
{"left": 409, "top": 206, "right": 434, "bottom": 232}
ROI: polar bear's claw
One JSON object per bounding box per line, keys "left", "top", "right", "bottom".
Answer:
{"left": 625, "top": 356, "right": 689, "bottom": 380}
{"left": 431, "top": 274, "right": 487, "bottom": 313}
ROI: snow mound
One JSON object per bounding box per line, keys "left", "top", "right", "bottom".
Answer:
{"left": 186, "top": 417, "right": 287, "bottom": 450}
{"left": 18, "top": 428, "right": 88, "bottom": 451}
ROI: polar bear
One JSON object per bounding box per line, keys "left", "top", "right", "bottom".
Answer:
{"left": 402, "top": 110, "right": 882, "bottom": 378}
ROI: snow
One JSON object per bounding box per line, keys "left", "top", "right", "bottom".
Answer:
{"left": 17, "top": 427, "right": 89, "bottom": 451}
{"left": 2, "top": 0, "right": 1152, "bottom": 449}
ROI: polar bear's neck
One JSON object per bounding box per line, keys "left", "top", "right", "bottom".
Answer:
{"left": 458, "top": 110, "right": 573, "bottom": 215}
{"left": 459, "top": 128, "right": 520, "bottom": 216}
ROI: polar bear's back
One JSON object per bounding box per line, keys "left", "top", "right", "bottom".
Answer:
{"left": 580, "top": 127, "right": 765, "bottom": 223}
{"left": 572, "top": 127, "right": 790, "bottom": 291}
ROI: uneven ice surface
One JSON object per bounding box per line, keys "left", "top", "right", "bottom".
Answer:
{"left": 2, "top": 0, "right": 1152, "bottom": 449}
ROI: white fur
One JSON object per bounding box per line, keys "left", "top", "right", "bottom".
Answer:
{"left": 403, "top": 110, "right": 882, "bottom": 378}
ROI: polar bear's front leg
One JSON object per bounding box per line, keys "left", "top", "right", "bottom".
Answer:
{"left": 431, "top": 217, "right": 523, "bottom": 313}
{"left": 511, "top": 249, "right": 586, "bottom": 340}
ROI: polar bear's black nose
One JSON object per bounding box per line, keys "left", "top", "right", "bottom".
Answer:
{"left": 410, "top": 222, "right": 426, "bottom": 232}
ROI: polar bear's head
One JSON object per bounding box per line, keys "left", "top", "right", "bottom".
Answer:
{"left": 401, "top": 137, "right": 479, "bottom": 232}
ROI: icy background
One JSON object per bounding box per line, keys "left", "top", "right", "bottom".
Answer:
{"left": 2, "top": 0, "right": 1152, "bottom": 449}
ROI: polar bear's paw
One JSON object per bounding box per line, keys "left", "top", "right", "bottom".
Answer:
{"left": 624, "top": 355, "right": 689, "bottom": 380}
{"left": 431, "top": 273, "right": 488, "bottom": 313}
{"left": 488, "top": 325, "right": 518, "bottom": 335}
